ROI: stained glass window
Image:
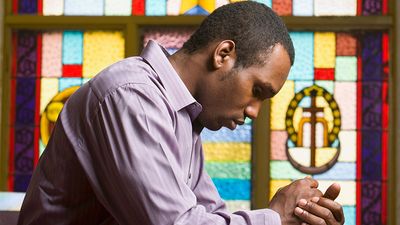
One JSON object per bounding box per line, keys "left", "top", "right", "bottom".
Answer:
{"left": 142, "top": 27, "right": 252, "bottom": 212}
{"left": 269, "top": 31, "right": 389, "bottom": 225}
{"left": 12, "top": 0, "right": 387, "bottom": 16}
{"left": 8, "top": 29, "right": 125, "bottom": 191}
{"left": 3, "top": 0, "right": 396, "bottom": 221}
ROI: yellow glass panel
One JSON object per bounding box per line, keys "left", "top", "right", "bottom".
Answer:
{"left": 199, "top": 0, "right": 216, "bottom": 13}
{"left": 270, "top": 180, "right": 291, "bottom": 200}
{"left": 323, "top": 107, "right": 334, "bottom": 132}
{"left": 179, "top": 0, "right": 197, "bottom": 14}
{"left": 314, "top": 32, "right": 336, "bottom": 68}
{"left": 315, "top": 148, "right": 337, "bottom": 167}
{"left": 271, "top": 80, "right": 295, "bottom": 130}
{"left": 83, "top": 31, "right": 125, "bottom": 78}
{"left": 40, "top": 78, "right": 59, "bottom": 113}
{"left": 318, "top": 181, "right": 356, "bottom": 206}
{"left": 203, "top": 143, "right": 251, "bottom": 162}
{"left": 293, "top": 107, "right": 303, "bottom": 132}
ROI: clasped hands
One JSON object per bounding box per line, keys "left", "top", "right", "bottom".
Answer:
{"left": 269, "top": 177, "right": 345, "bottom": 225}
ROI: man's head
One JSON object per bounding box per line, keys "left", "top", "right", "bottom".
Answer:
{"left": 182, "top": 1, "right": 294, "bottom": 68}
{"left": 174, "top": 2, "right": 294, "bottom": 131}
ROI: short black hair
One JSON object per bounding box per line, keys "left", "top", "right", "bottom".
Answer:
{"left": 182, "top": 1, "right": 295, "bottom": 68}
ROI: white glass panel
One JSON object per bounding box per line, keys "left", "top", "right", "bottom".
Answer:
{"left": 314, "top": 0, "right": 357, "bottom": 16}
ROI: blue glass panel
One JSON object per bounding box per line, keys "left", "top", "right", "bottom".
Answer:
{"left": 362, "top": 130, "right": 382, "bottom": 181}
{"left": 315, "top": 81, "right": 334, "bottom": 93}
{"left": 288, "top": 32, "right": 314, "bottom": 81}
{"left": 313, "top": 162, "right": 356, "bottom": 180}
{"left": 14, "top": 126, "right": 34, "bottom": 191}
{"left": 298, "top": 96, "right": 311, "bottom": 108}
{"left": 59, "top": 78, "right": 82, "bottom": 92}
{"left": 18, "top": 0, "right": 37, "bottom": 14}
{"left": 343, "top": 206, "right": 356, "bottom": 225}
{"left": 201, "top": 125, "right": 251, "bottom": 142}
{"left": 212, "top": 178, "right": 250, "bottom": 200}
{"left": 287, "top": 140, "right": 295, "bottom": 148}
{"left": 253, "top": 0, "right": 272, "bottom": 7}
{"left": 15, "top": 78, "right": 36, "bottom": 125}
{"left": 295, "top": 81, "right": 313, "bottom": 93}
{"left": 16, "top": 31, "right": 37, "bottom": 77}
{"left": 362, "top": 0, "right": 383, "bottom": 15}
{"left": 293, "top": 0, "right": 313, "bottom": 16}
{"left": 362, "top": 82, "right": 382, "bottom": 130}
{"left": 62, "top": 31, "right": 83, "bottom": 65}
{"left": 65, "top": 0, "right": 104, "bottom": 15}
{"left": 146, "top": 0, "right": 166, "bottom": 15}
{"left": 332, "top": 139, "right": 339, "bottom": 148}
{"left": 184, "top": 5, "right": 209, "bottom": 15}
{"left": 361, "top": 181, "right": 382, "bottom": 224}
{"left": 362, "top": 33, "right": 383, "bottom": 81}
{"left": 14, "top": 174, "right": 32, "bottom": 192}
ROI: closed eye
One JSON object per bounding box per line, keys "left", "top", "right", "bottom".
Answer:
{"left": 252, "top": 86, "right": 263, "bottom": 99}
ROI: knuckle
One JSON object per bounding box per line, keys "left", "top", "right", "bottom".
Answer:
{"left": 334, "top": 202, "right": 343, "bottom": 212}
{"left": 323, "top": 210, "right": 334, "bottom": 220}
{"left": 306, "top": 201, "right": 315, "bottom": 210}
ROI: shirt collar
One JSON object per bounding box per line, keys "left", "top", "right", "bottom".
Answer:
{"left": 141, "top": 40, "right": 202, "bottom": 120}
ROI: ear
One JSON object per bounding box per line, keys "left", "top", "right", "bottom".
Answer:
{"left": 212, "top": 40, "right": 236, "bottom": 70}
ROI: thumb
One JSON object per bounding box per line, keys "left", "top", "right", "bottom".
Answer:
{"left": 323, "top": 183, "right": 341, "bottom": 200}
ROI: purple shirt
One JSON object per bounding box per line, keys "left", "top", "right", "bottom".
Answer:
{"left": 18, "top": 41, "right": 281, "bottom": 225}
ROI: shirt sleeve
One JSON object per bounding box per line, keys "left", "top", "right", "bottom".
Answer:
{"left": 78, "top": 83, "right": 281, "bottom": 225}
{"left": 190, "top": 147, "right": 282, "bottom": 225}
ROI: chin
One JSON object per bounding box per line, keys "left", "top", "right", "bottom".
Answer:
{"left": 205, "top": 125, "right": 222, "bottom": 131}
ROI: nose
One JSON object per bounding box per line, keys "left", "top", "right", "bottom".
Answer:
{"left": 244, "top": 100, "right": 262, "bottom": 120}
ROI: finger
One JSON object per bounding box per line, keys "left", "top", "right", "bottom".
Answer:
{"left": 323, "top": 183, "right": 341, "bottom": 200}
{"left": 294, "top": 207, "right": 327, "bottom": 225}
{"left": 312, "top": 197, "right": 344, "bottom": 223}
{"left": 297, "top": 199, "right": 337, "bottom": 225}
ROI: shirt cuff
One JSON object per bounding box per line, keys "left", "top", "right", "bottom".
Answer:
{"left": 234, "top": 208, "right": 281, "bottom": 225}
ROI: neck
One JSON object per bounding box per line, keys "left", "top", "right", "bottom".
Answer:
{"left": 168, "top": 49, "right": 208, "bottom": 98}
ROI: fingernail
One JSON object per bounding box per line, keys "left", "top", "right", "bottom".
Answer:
{"left": 294, "top": 207, "right": 304, "bottom": 215}
{"left": 298, "top": 199, "right": 307, "bottom": 207}
{"left": 311, "top": 197, "right": 319, "bottom": 203}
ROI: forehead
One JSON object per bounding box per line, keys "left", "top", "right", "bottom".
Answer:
{"left": 247, "top": 45, "right": 291, "bottom": 92}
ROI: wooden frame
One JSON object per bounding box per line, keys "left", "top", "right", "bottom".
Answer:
{"left": 1, "top": 1, "right": 398, "bottom": 224}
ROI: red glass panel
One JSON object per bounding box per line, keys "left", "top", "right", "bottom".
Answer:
{"left": 382, "top": 82, "right": 388, "bottom": 130}
{"left": 272, "top": 0, "right": 292, "bottom": 16}
{"left": 336, "top": 33, "right": 357, "bottom": 56}
{"left": 382, "top": 182, "right": 387, "bottom": 224}
{"left": 13, "top": 0, "right": 18, "bottom": 14}
{"left": 314, "top": 68, "right": 334, "bottom": 80}
{"left": 38, "top": 0, "right": 43, "bottom": 15}
{"left": 132, "top": 0, "right": 145, "bottom": 15}
{"left": 63, "top": 65, "right": 83, "bottom": 77}
{"left": 357, "top": 0, "right": 362, "bottom": 15}
{"left": 382, "top": 34, "right": 389, "bottom": 80}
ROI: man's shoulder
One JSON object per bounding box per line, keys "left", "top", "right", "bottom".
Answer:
{"left": 88, "top": 57, "right": 163, "bottom": 102}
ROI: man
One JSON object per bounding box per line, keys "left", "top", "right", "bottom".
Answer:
{"left": 18, "top": 2, "right": 344, "bottom": 225}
